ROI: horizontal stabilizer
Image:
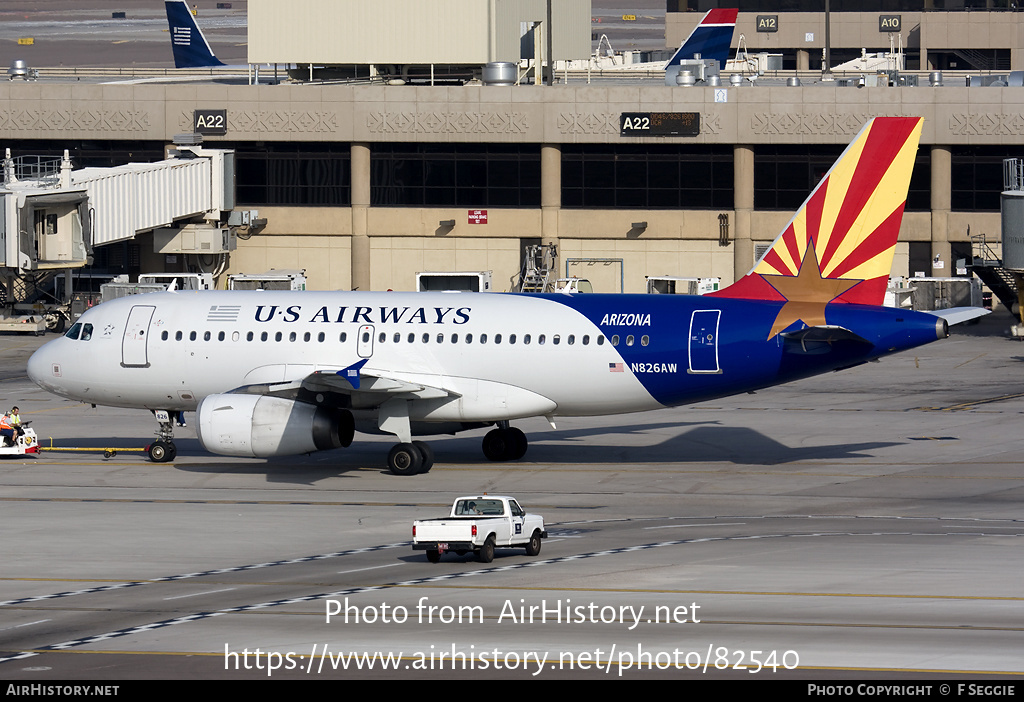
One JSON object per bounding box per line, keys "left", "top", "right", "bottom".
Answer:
{"left": 922, "top": 307, "right": 990, "bottom": 326}
{"left": 781, "top": 325, "right": 872, "bottom": 354}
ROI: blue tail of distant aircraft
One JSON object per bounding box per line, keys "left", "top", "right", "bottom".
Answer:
{"left": 165, "top": 1, "right": 225, "bottom": 68}
{"left": 665, "top": 8, "right": 738, "bottom": 70}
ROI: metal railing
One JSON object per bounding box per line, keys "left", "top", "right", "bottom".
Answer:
{"left": 1004, "top": 158, "right": 1024, "bottom": 192}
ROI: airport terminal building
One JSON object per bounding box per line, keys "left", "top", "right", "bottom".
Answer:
{"left": 668, "top": 1, "right": 1024, "bottom": 72}
{"left": 1, "top": 0, "right": 1022, "bottom": 294}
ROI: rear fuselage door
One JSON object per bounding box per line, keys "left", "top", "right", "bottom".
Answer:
{"left": 122, "top": 305, "right": 155, "bottom": 367}
{"left": 688, "top": 310, "right": 721, "bottom": 374}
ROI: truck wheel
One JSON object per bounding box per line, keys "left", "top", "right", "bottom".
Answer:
{"left": 45, "top": 312, "right": 66, "bottom": 334}
{"left": 426, "top": 549, "right": 441, "bottom": 564}
{"left": 525, "top": 530, "right": 542, "bottom": 556}
{"left": 478, "top": 536, "right": 495, "bottom": 563}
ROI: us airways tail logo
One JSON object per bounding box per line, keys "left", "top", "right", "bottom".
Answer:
{"left": 254, "top": 305, "right": 472, "bottom": 325}
{"left": 172, "top": 26, "right": 193, "bottom": 47}
{"left": 710, "top": 116, "right": 923, "bottom": 340}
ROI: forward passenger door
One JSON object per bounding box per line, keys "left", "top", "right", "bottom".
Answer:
{"left": 122, "top": 305, "right": 155, "bottom": 368}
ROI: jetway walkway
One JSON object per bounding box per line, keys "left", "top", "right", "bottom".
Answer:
{"left": 69, "top": 146, "right": 235, "bottom": 247}
{"left": 0, "top": 144, "right": 237, "bottom": 331}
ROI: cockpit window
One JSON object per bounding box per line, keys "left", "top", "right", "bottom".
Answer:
{"left": 64, "top": 322, "right": 93, "bottom": 341}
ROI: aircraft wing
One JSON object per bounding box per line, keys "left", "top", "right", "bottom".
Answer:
{"left": 225, "top": 358, "right": 458, "bottom": 408}
{"left": 302, "top": 365, "right": 457, "bottom": 402}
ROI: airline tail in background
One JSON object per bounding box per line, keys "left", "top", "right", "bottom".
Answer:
{"left": 165, "top": 1, "right": 225, "bottom": 68}
{"left": 665, "top": 8, "right": 738, "bottom": 70}
{"left": 711, "top": 117, "right": 925, "bottom": 335}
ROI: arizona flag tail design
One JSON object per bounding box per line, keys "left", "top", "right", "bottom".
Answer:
{"left": 165, "top": 1, "right": 226, "bottom": 68}
{"left": 665, "top": 8, "right": 738, "bottom": 70}
{"left": 712, "top": 117, "right": 923, "bottom": 338}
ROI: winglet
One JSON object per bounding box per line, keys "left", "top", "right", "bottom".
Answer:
{"left": 337, "top": 359, "right": 369, "bottom": 390}
{"left": 165, "top": 1, "right": 226, "bottom": 68}
{"left": 711, "top": 117, "right": 924, "bottom": 311}
{"left": 665, "top": 8, "right": 738, "bottom": 70}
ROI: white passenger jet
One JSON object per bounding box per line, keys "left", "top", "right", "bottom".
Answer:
{"left": 27, "top": 117, "right": 980, "bottom": 474}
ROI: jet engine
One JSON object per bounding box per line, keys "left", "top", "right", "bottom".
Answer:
{"left": 196, "top": 394, "right": 354, "bottom": 458}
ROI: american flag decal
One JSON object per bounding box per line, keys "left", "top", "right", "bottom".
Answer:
{"left": 609, "top": 363, "right": 624, "bottom": 372}
{"left": 207, "top": 305, "right": 241, "bottom": 322}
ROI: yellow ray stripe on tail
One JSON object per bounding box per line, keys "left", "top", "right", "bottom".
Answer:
{"left": 814, "top": 121, "right": 874, "bottom": 263}
{"left": 821, "top": 121, "right": 923, "bottom": 278}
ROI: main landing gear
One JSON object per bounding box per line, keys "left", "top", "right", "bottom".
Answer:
{"left": 379, "top": 400, "right": 530, "bottom": 475}
{"left": 146, "top": 410, "right": 177, "bottom": 463}
{"left": 482, "top": 422, "right": 528, "bottom": 462}
{"left": 384, "top": 423, "right": 529, "bottom": 475}
{"left": 380, "top": 399, "right": 435, "bottom": 476}
{"left": 386, "top": 441, "right": 434, "bottom": 476}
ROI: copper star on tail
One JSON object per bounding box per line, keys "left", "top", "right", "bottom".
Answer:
{"left": 761, "top": 241, "right": 862, "bottom": 339}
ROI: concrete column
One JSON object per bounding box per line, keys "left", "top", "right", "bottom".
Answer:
{"left": 930, "top": 145, "right": 952, "bottom": 277}
{"left": 733, "top": 145, "right": 755, "bottom": 283}
{"left": 541, "top": 143, "right": 561, "bottom": 253}
{"left": 350, "top": 142, "right": 371, "bottom": 291}
{"left": 796, "top": 50, "right": 810, "bottom": 71}
{"left": 917, "top": 16, "right": 930, "bottom": 72}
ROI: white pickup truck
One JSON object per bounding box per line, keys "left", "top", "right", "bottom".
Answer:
{"left": 412, "top": 495, "right": 547, "bottom": 564}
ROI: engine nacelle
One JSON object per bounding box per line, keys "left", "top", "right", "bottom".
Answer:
{"left": 196, "top": 394, "right": 353, "bottom": 458}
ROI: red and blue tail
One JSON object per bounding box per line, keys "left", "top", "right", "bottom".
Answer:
{"left": 665, "top": 9, "right": 738, "bottom": 70}
{"left": 711, "top": 116, "right": 923, "bottom": 338}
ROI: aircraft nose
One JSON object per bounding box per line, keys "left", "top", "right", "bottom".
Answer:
{"left": 27, "top": 340, "right": 59, "bottom": 391}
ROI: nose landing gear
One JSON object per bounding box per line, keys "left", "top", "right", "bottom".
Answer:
{"left": 146, "top": 410, "right": 178, "bottom": 463}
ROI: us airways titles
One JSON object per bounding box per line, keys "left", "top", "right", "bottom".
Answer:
{"left": 254, "top": 305, "right": 473, "bottom": 325}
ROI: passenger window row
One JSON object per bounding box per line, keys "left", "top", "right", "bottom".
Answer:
{"left": 152, "top": 329, "right": 651, "bottom": 347}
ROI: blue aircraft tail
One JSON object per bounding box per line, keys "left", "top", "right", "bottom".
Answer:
{"left": 165, "top": 1, "right": 225, "bottom": 68}
{"left": 665, "top": 8, "right": 738, "bottom": 70}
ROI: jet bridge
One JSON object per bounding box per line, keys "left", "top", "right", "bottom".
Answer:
{"left": 0, "top": 144, "right": 237, "bottom": 332}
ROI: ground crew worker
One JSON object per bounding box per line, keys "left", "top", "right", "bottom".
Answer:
{"left": 0, "top": 412, "right": 14, "bottom": 447}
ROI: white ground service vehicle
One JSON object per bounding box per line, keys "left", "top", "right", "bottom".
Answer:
{"left": 412, "top": 495, "right": 546, "bottom": 563}
{"left": 0, "top": 424, "right": 38, "bottom": 457}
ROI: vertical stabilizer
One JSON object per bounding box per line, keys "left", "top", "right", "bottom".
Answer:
{"left": 665, "top": 9, "right": 738, "bottom": 70}
{"left": 711, "top": 117, "right": 924, "bottom": 331}
{"left": 165, "top": 1, "right": 226, "bottom": 68}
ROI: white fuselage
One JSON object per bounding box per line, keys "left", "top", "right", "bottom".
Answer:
{"left": 28, "top": 290, "right": 663, "bottom": 424}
